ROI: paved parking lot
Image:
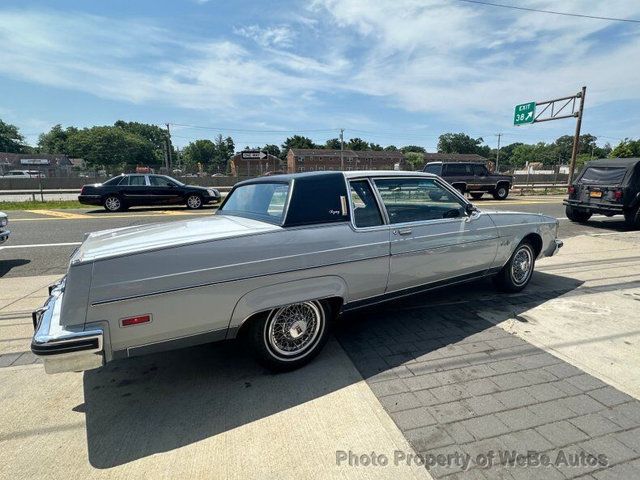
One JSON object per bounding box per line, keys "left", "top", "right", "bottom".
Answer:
{"left": 1, "top": 199, "right": 640, "bottom": 479}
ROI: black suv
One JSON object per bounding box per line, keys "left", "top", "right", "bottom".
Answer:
{"left": 79, "top": 174, "right": 221, "bottom": 212}
{"left": 423, "top": 161, "right": 513, "bottom": 200}
{"left": 564, "top": 158, "right": 640, "bottom": 228}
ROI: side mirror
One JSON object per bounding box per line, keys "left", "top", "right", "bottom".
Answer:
{"left": 465, "top": 203, "right": 478, "bottom": 216}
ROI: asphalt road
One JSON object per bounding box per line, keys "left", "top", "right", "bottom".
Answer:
{"left": 0, "top": 195, "right": 631, "bottom": 278}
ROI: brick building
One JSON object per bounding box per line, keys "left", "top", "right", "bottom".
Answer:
{"left": 287, "top": 149, "right": 405, "bottom": 173}
{"left": 229, "top": 151, "right": 282, "bottom": 177}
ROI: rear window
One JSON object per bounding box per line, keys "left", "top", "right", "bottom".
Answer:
{"left": 579, "top": 167, "right": 627, "bottom": 185}
{"left": 104, "top": 176, "right": 124, "bottom": 185}
{"left": 443, "top": 164, "right": 471, "bottom": 176}
{"left": 423, "top": 164, "right": 441, "bottom": 175}
{"left": 220, "top": 182, "right": 289, "bottom": 223}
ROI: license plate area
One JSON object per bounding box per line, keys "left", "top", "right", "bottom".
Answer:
{"left": 589, "top": 190, "right": 603, "bottom": 198}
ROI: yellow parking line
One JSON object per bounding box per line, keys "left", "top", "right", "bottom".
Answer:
{"left": 25, "top": 209, "right": 91, "bottom": 219}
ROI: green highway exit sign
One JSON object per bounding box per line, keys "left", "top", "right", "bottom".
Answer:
{"left": 514, "top": 101, "right": 536, "bottom": 126}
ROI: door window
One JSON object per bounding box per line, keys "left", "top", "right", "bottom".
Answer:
{"left": 473, "top": 164, "right": 488, "bottom": 176}
{"left": 149, "top": 175, "right": 177, "bottom": 187}
{"left": 349, "top": 180, "right": 383, "bottom": 227}
{"left": 444, "top": 164, "right": 471, "bottom": 176}
{"left": 128, "top": 175, "right": 146, "bottom": 186}
{"left": 374, "top": 178, "right": 466, "bottom": 224}
{"left": 423, "top": 164, "right": 441, "bottom": 175}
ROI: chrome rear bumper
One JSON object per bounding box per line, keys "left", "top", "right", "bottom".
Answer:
{"left": 31, "top": 279, "right": 105, "bottom": 374}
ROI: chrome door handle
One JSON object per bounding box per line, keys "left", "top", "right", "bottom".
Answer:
{"left": 397, "top": 228, "right": 412, "bottom": 236}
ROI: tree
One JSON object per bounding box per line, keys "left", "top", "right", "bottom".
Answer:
{"left": 325, "top": 138, "right": 341, "bottom": 149}
{"left": 610, "top": 139, "right": 640, "bottom": 158}
{"left": 437, "top": 133, "right": 490, "bottom": 157}
{"left": 114, "top": 121, "right": 170, "bottom": 164}
{"left": 182, "top": 139, "right": 217, "bottom": 170}
{"left": 280, "top": 135, "right": 316, "bottom": 159}
{"left": 0, "top": 119, "right": 28, "bottom": 153}
{"left": 401, "top": 145, "right": 426, "bottom": 154}
{"left": 261, "top": 144, "right": 281, "bottom": 158}
{"left": 369, "top": 143, "right": 383, "bottom": 151}
{"left": 66, "top": 126, "right": 156, "bottom": 173}
{"left": 347, "top": 137, "right": 369, "bottom": 150}
{"left": 38, "top": 124, "right": 78, "bottom": 154}
{"left": 384, "top": 145, "right": 398, "bottom": 151}
{"left": 403, "top": 152, "right": 424, "bottom": 171}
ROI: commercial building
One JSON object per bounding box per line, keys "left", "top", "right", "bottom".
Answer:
{"left": 0, "top": 153, "right": 74, "bottom": 176}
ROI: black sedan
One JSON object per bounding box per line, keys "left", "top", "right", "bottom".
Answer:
{"left": 78, "top": 174, "right": 221, "bottom": 212}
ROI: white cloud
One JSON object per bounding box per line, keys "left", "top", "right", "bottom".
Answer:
{"left": 233, "top": 24, "right": 295, "bottom": 48}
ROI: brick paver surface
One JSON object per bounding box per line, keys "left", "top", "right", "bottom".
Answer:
{"left": 337, "top": 282, "right": 640, "bottom": 479}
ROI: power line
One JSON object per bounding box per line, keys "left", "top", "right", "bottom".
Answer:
{"left": 454, "top": 0, "right": 640, "bottom": 23}
{"left": 168, "top": 123, "right": 339, "bottom": 134}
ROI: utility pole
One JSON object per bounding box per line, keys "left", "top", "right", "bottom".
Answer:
{"left": 495, "top": 133, "right": 502, "bottom": 173}
{"left": 165, "top": 123, "right": 173, "bottom": 171}
{"left": 568, "top": 86, "right": 586, "bottom": 183}
{"left": 339, "top": 128, "right": 344, "bottom": 171}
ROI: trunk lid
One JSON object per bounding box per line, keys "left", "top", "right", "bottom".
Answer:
{"left": 71, "top": 214, "right": 280, "bottom": 264}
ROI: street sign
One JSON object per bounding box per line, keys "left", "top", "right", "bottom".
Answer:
{"left": 513, "top": 101, "right": 536, "bottom": 126}
{"left": 241, "top": 151, "right": 267, "bottom": 160}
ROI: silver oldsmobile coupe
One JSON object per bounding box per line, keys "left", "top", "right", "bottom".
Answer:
{"left": 32, "top": 171, "right": 562, "bottom": 373}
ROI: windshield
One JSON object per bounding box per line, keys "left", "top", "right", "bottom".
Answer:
{"left": 220, "top": 182, "right": 290, "bottom": 223}
{"left": 579, "top": 167, "right": 627, "bottom": 185}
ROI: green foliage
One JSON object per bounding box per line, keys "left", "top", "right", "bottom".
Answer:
{"left": 37, "top": 125, "right": 79, "bottom": 154}
{"left": 438, "top": 132, "right": 490, "bottom": 157}
{"left": 403, "top": 152, "right": 424, "bottom": 170}
{"left": 261, "top": 144, "right": 281, "bottom": 158}
{"left": 384, "top": 145, "right": 398, "bottom": 151}
{"left": 369, "top": 143, "right": 383, "bottom": 151}
{"left": 280, "top": 135, "right": 316, "bottom": 159}
{"left": 401, "top": 145, "right": 426, "bottom": 154}
{"left": 610, "top": 138, "right": 640, "bottom": 158}
{"left": 182, "top": 139, "right": 216, "bottom": 169}
{"left": 0, "top": 119, "right": 28, "bottom": 153}
{"left": 114, "top": 121, "right": 169, "bottom": 163}
{"left": 347, "top": 137, "right": 369, "bottom": 150}
{"left": 324, "top": 138, "right": 341, "bottom": 149}
{"left": 65, "top": 126, "right": 157, "bottom": 173}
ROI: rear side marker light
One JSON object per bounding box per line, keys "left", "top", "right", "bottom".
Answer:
{"left": 121, "top": 314, "right": 152, "bottom": 327}
{"left": 614, "top": 190, "right": 623, "bottom": 201}
{"left": 568, "top": 186, "right": 575, "bottom": 195}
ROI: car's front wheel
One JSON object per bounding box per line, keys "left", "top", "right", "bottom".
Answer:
{"left": 186, "top": 194, "right": 203, "bottom": 209}
{"left": 565, "top": 206, "right": 592, "bottom": 223}
{"left": 247, "top": 300, "right": 331, "bottom": 371}
{"left": 103, "top": 195, "right": 125, "bottom": 212}
{"left": 492, "top": 185, "right": 509, "bottom": 200}
{"left": 494, "top": 240, "right": 536, "bottom": 293}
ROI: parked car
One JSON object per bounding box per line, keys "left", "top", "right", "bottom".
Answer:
{"left": 564, "top": 158, "right": 640, "bottom": 228}
{"left": 1, "top": 169, "right": 45, "bottom": 178}
{"left": 78, "top": 173, "right": 221, "bottom": 211}
{"left": 0, "top": 212, "right": 9, "bottom": 244}
{"left": 32, "top": 171, "right": 561, "bottom": 374}
{"left": 423, "top": 161, "right": 513, "bottom": 200}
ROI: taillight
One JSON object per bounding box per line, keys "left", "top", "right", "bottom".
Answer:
{"left": 614, "top": 189, "right": 623, "bottom": 201}
{"left": 121, "top": 314, "right": 151, "bottom": 327}
{"left": 80, "top": 186, "right": 86, "bottom": 195}
{"left": 568, "top": 185, "right": 575, "bottom": 195}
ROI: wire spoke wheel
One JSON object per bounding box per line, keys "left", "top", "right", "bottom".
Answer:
{"left": 265, "top": 302, "right": 324, "bottom": 359}
{"left": 511, "top": 245, "right": 533, "bottom": 286}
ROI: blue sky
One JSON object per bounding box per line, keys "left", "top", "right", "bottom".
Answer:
{"left": 1, "top": 0, "right": 639, "bottom": 151}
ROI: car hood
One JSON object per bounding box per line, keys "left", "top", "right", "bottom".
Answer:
{"left": 71, "top": 214, "right": 280, "bottom": 264}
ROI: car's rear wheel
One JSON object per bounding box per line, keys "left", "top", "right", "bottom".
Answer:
{"left": 103, "top": 195, "right": 124, "bottom": 212}
{"left": 186, "top": 194, "right": 203, "bottom": 209}
{"left": 565, "top": 206, "right": 592, "bottom": 223}
{"left": 470, "top": 192, "right": 484, "bottom": 200}
{"left": 624, "top": 206, "right": 640, "bottom": 229}
{"left": 492, "top": 185, "right": 509, "bottom": 200}
{"left": 247, "top": 300, "right": 331, "bottom": 371}
{"left": 494, "top": 240, "right": 536, "bottom": 293}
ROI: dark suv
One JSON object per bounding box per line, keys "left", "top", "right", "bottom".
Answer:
{"left": 564, "top": 158, "right": 640, "bottom": 228}
{"left": 423, "top": 161, "right": 513, "bottom": 200}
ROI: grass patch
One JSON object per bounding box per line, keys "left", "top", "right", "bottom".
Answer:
{"left": 0, "top": 200, "right": 84, "bottom": 210}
